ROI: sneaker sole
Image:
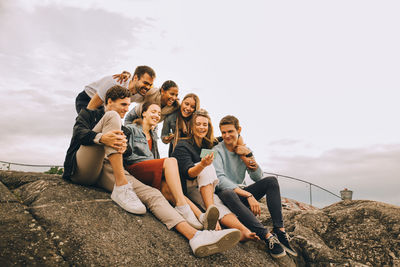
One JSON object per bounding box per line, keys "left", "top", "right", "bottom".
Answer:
{"left": 203, "top": 205, "right": 219, "bottom": 230}
{"left": 281, "top": 243, "right": 298, "bottom": 257}
{"left": 111, "top": 194, "right": 146, "bottom": 215}
{"left": 194, "top": 230, "right": 241, "bottom": 257}
{"left": 270, "top": 250, "right": 287, "bottom": 259}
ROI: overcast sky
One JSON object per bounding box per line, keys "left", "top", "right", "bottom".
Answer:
{"left": 0, "top": 0, "right": 399, "bottom": 206}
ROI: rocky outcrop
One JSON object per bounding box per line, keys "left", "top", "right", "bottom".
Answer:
{"left": 1, "top": 171, "right": 399, "bottom": 266}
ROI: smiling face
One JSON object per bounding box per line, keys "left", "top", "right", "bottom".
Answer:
{"left": 133, "top": 73, "right": 154, "bottom": 96}
{"left": 193, "top": 115, "right": 209, "bottom": 139}
{"left": 161, "top": 86, "right": 179, "bottom": 107}
{"left": 220, "top": 124, "right": 241, "bottom": 147}
{"left": 180, "top": 97, "right": 196, "bottom": 118}
{"left": 106, "top": 97, "right": 131, "bottom": 118}
{"left": 142, "top": 103, "right": 161, "bottom": 127}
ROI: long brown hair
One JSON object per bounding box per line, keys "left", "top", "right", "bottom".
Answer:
{"left": 172, "top": 93, "right": 200, "bottom": 149}
{"left": 188, "top": 109, "right": 215, "bottom": 149}
{"left": 133, "top": 101, "right": 160, "bottom": 126}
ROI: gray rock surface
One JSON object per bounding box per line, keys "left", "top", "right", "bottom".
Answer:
{"left": 1, "top": 170, "right": 399, "bottom": 266}
{"left": 0, "top": 171, "right": 293, "bottom": 267}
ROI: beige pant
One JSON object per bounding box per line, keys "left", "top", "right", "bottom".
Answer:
{"left": 187, "top": 164, "right": 232, "bottom": 220}
{"left": 70, "top": 111, "right": 185, "bottom": 229}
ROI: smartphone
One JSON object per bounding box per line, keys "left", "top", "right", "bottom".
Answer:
{"left": 200, "top": 148, "right": 213, "bottom": 158}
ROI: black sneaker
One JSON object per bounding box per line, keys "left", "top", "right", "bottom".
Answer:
{"left": 265, "top": 234, "right": 286, "bottom": 258}
{"left": 274, "top": 230, "right": 298, "bottom": 257}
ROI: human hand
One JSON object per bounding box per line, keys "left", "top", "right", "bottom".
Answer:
{"left": 200, "top": 152, "right": 214, "bottom": 167}
{"left": 112, "top": 71, "right": 131, "bottom": 84}
{"left": 162, "top": 133, "right": 175, "bottom": 143}
{"left": 241, "top": 156, "right": 258, "bottom": 170}
{"left": 247, "top": 195, "right": 261, "bottom": 216}
{"left": 234, "top": 145, "right": 251, "bottom": 156}
{"left": 100, "top": 130, "right": 127, "bottom": 153}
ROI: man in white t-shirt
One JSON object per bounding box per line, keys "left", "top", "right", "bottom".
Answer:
{"left": 75, "top": 66, "right": 156, "bottom": 114}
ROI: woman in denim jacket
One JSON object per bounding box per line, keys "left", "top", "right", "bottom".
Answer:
{"left": 124, "top": 102, "right": 218, "bottom": 230}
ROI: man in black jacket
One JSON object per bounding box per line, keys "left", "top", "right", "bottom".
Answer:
{"left": 64, "top": 85, "right": 146, "bottom": 214}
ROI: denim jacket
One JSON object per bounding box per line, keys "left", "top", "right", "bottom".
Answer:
{"left": 123, "top": 123, "right": 160, "bottom": 166}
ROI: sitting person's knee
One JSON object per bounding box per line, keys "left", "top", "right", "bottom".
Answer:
{"left": 218, "top": 189, "right": 238, "bottom": 200}
{"left": 262, "top": 176, "right": 279, "bottom": 188}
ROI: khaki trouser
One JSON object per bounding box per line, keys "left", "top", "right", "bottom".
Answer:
{"left": 71, "top": 111, "right": 185, "bottom": 229}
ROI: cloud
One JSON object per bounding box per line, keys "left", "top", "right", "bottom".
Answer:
{"left": 0, "top": 2, "right": 152, "bottom": 166}
{"left": 261, "top": 144, "right": 400, "bottom": 206}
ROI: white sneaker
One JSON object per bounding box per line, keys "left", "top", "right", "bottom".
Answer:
{"left": 111, "top": 182, "right": 146, "bottom": 214}
{"left": 175, "top": 204, "right": 203, "bottom": 230}
{"left": 200, "top": 205, "right": 219, "bottom": 230}
{"left": 189, "top": 229, "right": 241, "bottom": 257}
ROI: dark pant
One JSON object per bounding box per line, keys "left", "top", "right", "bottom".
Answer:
{"left": 217, "top": 176, "right": 284, "bottom": 240}
{"left": 75, "top": 90, "right": 104, "bottom": 114}
{"left": 75, "top": 90, "right": 91, "bottom": 114}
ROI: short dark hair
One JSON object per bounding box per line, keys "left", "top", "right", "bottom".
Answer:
{"left": 133, "top": 65, "right": 156, "bottom": 80}
{"left": 161, "top": 80, "right": 178, "bottom": 91}
{"left": 133, "top": 101, "right": 161, "bottom": 125}
{"left": 105, "top": 85, "right": 131, "bottom": 105}
{"left": 219, "top": 115, "right": 240, "bottom": 130}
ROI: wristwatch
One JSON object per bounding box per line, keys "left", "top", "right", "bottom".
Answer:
{"left": 245, "top": 152, "right": 253, "bottom": 158}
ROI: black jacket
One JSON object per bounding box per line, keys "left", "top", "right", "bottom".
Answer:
{"left": 171, "top": 139, "right": 203, "bottom": 194}
{"left": 63, "top": 108, "right": 131, "bottom": 180}
{"left": 63, "top": 108, "right": 105, "bottom": 180}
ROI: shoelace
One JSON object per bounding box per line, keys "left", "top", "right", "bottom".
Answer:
{"left": 123, "top": 187, "right": 139, "bottom": 202}
{"left": 268, "top": 235, "right": 280, "bottom": 250}
{"left": 279, "top": 232, "right": 291, "bottom": 243}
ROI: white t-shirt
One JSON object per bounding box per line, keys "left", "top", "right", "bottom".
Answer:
{"left": 84, "top": 76, "right": 146, "bottom": 103}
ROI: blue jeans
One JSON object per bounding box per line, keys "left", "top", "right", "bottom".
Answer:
{"left": 217, "top": 176, "right": 284, "bottom": 240}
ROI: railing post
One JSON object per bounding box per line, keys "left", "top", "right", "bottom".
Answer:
{"left": 309, "top": 183, "right": 312, "bottom": 206}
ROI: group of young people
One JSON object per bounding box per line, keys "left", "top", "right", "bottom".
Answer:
{"left": 63, "top": 65, "right": 297, "bottom": 258}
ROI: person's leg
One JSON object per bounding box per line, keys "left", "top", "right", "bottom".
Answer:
{"left": 243, "top": 176, "right": 284, "bottom": 230}
{"left": 71, "top": 144, "right": 105, "bottom": 185}
{"left": 160, "top": 180, "right": 203, "bottom": 219}
{"left": 196, "top": 164, "right": 219, "bottom": 208}
{"left": 160, "top": 157, "right": 202, "bottom": 229}
{"left": 162, "top": 158, "right": 187, "bottom": 206}
{"left": 244, "top": 177, "right": 295, "bottom": 257}
{"left": 187, "top": 183, "right": 258, "bottom": 241}
{"left": 92, "top": 110, "right": 129, "bottom": 186}
{"left": 218, "top": 189, "right": 269, "bottom": 240}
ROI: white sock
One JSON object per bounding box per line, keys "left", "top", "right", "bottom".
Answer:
{"left": 199, "top": 213, "right": 205, "bottom": 223}
{"left": 175, "top": 204, "right": 190, "bottom": 212}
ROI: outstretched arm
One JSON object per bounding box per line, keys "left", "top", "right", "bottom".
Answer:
{"left": 87, "top": 93, "right": 104, "bottom": 110}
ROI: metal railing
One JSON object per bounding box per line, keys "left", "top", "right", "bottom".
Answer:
{"left": 0, "top": 160, "right": 342, "bottom": 207}
{"left": 0, "top": 160, "right": 63, "bottom": 169}
{"left": 264, "top": 171, "right": 342, "bottom": 206}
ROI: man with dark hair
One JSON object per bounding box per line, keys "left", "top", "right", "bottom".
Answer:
{"left": 213, "top": 115, "right": 297, "bottom": 259}
{"left": 75, "top": 66, "right": 156, "bottom": 114}
{"left": 65, "top": 86, "right": 242, "bottom": 257}
{"left": 64, "top": 85, "right": 146, "bottom": 213}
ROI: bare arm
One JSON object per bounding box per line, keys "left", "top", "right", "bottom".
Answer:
{"left": 233, "top": 186, "right": 261, "bottom": 216}
{"left": 87, "top": 93, "right": 104, "bottom": 110}
{"left": 187, "top": 153, "right": 214, "bottom": 178}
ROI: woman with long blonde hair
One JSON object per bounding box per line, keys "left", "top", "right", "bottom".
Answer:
{"left": 162, "top": 93, "right": 200, "bottom": 156}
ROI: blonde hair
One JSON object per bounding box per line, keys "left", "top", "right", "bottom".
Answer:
{"left": 172, "top": 93, "right": 200, "bottom": 149}
{"left": 189, "top": 108, "right": 215, "bottom": 149}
